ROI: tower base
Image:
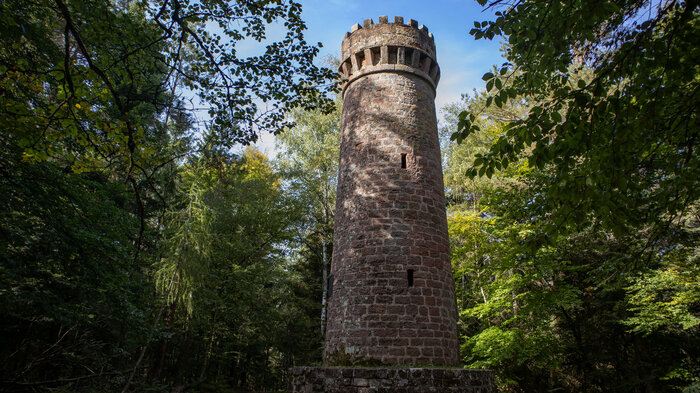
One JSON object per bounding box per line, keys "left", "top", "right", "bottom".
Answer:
{"left": 288, "top": 367, "right": 495, "bottom": 393}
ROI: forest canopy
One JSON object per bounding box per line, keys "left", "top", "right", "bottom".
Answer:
{"left": 446, "top": 0, "right": 699, "bottom": 391}
{"left": 0, "top": 0, "right": 698, "bottom": 392}
{"left": 1, "top": 0, "right": 336, "bottom": 391}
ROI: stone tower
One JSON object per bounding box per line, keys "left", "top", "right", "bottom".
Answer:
{"left": 323, "top": 15, "right": 460, "bottom": 366}
{"left": 288, "top": 17, "right": 495, "bottom": 393}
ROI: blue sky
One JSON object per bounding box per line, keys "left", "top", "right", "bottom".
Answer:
{"left": 241, "top": 0, "right": 506, "bottom": 153}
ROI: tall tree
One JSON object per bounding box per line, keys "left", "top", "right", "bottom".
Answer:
{"left": 150, "top": 146, "right": 318, "bottom": 391}
{"left": 275, "top": 97, "right": 341, "bottom": 341}
{"left": 444, "top": 61, "right": 699, "bottom": 392}
{"left": 454, "top": 0, "right": 699, "bottom": 238}
{"left": 1, "top": 1, "right": 335, "bottom": 391}
{"left": 448, "top": 2, "right": 699, "bottom": 389}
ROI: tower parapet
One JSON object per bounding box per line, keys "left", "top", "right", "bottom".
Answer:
{"left": 338, "top": 16, "right": 440, "bottom": 95}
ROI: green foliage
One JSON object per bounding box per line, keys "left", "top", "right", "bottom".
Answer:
{"left": 147, "top": 147, "right": 323, "bottom": 391}
{"left": 625, "top": 248, "right": 700, "bottom": 334}
{"left": 276, "top": 97, "right": 340, "bottom": 229}
{"left": 0, "top": 0, "right": 335, "bottom": 174}
{"left": 0, "top": 1, "right": 335, "bottom": 391}
{"left": 448, "top": 5, "right": 700, "bottom": 387}
{"left": 445, "top": 64, "right": 699, "bottom": 390}
{"left": 0, "top": 139, "right": 152, "bottom": 391}
{"left": 274, "top": 94, "right": 341, "bottom": 353}
{"left": 455, "top": 0, "right": 699, "bottom": 238}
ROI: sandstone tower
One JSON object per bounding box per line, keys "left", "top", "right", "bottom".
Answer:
{"left": 323, "top": 15, "right": 460, "bottom": 366}
{"left": 288, "top": 17, "right": 495, "bottom": 393}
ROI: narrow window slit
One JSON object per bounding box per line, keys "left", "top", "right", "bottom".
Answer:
{"left": 328, "top": 275, "right": 334, "bottom": 297}
{"left": 407, "top": 269, "right": 414, "bottom": 287}
{"left": 401, "top": 153, "right": 407, "bottom": 168}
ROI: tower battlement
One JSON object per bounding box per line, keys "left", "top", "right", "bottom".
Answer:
{"left": 338, "top": 16, "right": 440, "bottom": 95}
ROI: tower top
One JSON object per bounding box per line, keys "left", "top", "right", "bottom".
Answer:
{"left": 341, "top": 16, "right": 436, "bottom": 59}
{"left": 338, "top": 16, "right": 440, "bottom": 95}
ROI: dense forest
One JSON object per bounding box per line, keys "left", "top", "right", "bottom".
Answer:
{"left": 0, "top": 0, "right": 697, "bottom": 392}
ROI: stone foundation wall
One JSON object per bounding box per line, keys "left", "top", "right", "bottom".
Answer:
{"left": 288, "top": 367, "right": 496, "bottom": 393}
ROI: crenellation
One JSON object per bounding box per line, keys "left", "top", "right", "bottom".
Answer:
{"left": 338, "top": 17, "right": 439, "bottom": 92}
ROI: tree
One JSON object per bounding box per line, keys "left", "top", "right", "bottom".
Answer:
{"left": 1, "top": 1, "right": 336, "bottom": 391}
{"left": 0, "top": 137, "right": 153, "bottom": 392}
{"left": 149, "top": 146, "right": 321, "bottom": 391}
{"left": 1, "top": 0, "right": 335, "bottom": 163}
{"left": 443, "top": 71, "right": 699, "bottom": 391}
{"left": 446, "top": 4, "right": 700, "bottom": 388}
{"left": 275, "top": 97, "right": 341, "bottom": 341}
{"left": 0, "top": 0, "right": 336, "bottom": 245}
{"left": 454, "top": 0, "right": 699, "bottom": 238}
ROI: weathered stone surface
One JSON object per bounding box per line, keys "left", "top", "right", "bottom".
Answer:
{"left": 288, "top": 367, "right": 496, "bottom": 393}
{"left": 324, "top": 17, "right": 459, "bottom": 367}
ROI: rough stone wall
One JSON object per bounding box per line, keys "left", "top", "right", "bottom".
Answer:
{"left": 289, "top": 367, "right": 496, "bottom": 393}
{"left": 324, "top": 17, "right": 460, "bottom": 367}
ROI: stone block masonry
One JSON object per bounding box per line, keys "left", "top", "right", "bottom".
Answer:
{"left": 324, "top": 15, "right": 458, "bottom": 367}
{"left": 289, "top": 15, "right": 494, "bottom": 393}
{"left": 289, "top": 367, "right": 496, "bottom": 393}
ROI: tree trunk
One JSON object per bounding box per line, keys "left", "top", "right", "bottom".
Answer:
{"left": 320, "top": 173, "right": 331, "bottom": 338}
{"left": 154, "top": 301, "right": 177, "bottom": 379}
{"left": 321, "top": 236, "right": 328, "bottom": 338}
{"left": 199, "top": 324, "right": 215, "bottom": 381}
